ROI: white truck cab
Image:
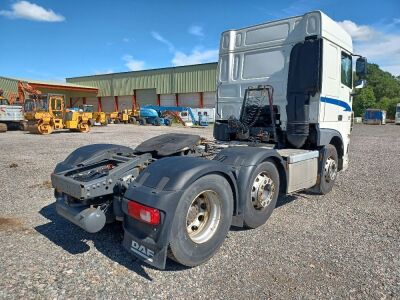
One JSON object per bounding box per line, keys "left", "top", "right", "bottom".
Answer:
{"left": 216, "top": 11, "right": 367, "bottom": 171}
{"left": 396, "top": 104, "right": 400, "bottom": 125}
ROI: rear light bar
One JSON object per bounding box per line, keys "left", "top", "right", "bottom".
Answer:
{"left": 127, "top": 201, "right": 160, "bottom": 225}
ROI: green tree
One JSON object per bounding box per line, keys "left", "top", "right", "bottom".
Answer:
{"left": 353, "top": 63, "right": 400, "bottom": 118}
{"left": 353, "top": 87, "right": 376, "bottom": 117}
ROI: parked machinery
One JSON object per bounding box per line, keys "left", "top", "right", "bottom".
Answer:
{"left": 106, "top": 110, "right": 129, "bottom": 124}
{"left": 139, "top": 105, "right": 209, "bottom": 126}
{"left": 78, "top": 104, "right": 107, "bottom": 126}
{"left": 24, "top": 94, "right": 91, "bottom": 134}
{"left": 105, "top": 108, "right": 142, "bottom": 125}
{"left": 0, "top": 89, "right": 26, "bottom": 132}
{"left": 138, "top": 107, "right": 172, "bottom": 126}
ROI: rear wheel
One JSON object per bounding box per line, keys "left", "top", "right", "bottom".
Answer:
{"left": 243, "top": 161, "right": 279, "bottom": 229}
{"left": 168, "top": 174, "right": 233, "bottom": 267}
{"left": 316, "top": 144, "right": 338, "bottom": 195}
{"left": 19, "top": 122, "right": 28, "bottom": 131}
{"left": 129, "top": 117, "right": 136, "bottom": 124}
{"left": 78, "top": 122, "right": 90, "bottom": 133}
{"left": 0, "top": 123, "right": 7, "bottom": 133}
{"left": 139, "top": 118, "right": 147, "bottom": 125}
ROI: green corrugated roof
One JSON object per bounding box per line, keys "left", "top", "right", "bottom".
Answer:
{"left": 67, "top": 62, "right": 218, "bottom": 96}
{"left": 2, "top": 76, "right": 97, "bottom": 89}
{"left": 0, "top": 76, "right": 18, "bottom": 98}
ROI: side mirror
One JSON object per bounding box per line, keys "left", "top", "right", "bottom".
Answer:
{"left": 356, "top": 57, "right": 367, "bottom": 79}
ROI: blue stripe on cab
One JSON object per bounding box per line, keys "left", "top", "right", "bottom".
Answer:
{"left": 321, "top": 97, "right": 351, "bottom": 112}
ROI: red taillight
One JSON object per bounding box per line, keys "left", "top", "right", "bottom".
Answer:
{"left": 127, "top": 201, "right": 160, "bottom": 225}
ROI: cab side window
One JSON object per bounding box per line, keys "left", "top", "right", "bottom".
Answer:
{"left": 341, "top": 52, "right": 352, "bottom": 88}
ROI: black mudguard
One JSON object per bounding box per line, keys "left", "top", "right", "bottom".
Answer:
{"left": 54, "top": 144, "right": 134, "bottom": 173}
{"left": 121, "top": 156, "right": 237, "bottom": 269}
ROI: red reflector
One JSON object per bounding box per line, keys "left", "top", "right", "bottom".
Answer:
{"left": 127, "top": 201, "right": 160, "bottom": 225}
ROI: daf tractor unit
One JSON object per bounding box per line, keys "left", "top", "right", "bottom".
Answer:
{"left": 51, "top": 11, "right": 367, "bottom": 269}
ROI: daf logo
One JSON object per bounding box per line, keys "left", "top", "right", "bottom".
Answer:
{"left": 131, "top": 240, "right": 154, "bottom": 262}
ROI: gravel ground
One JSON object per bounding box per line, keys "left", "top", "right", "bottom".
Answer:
{"left": 0, "top": 124, "right": 399, "bottom": 299}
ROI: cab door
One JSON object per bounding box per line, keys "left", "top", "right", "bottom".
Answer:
{"left": 50, "top": 96, "right": 64, "bottom": 120}
{"left": 322, "top": 41, "right": 340, "bottom": 122}
{"left": 338, "top": 52, "right": 353, "bottom": 123}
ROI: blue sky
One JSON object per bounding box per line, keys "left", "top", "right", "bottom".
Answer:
{"left": 0, "top": 0, "right": 399, "bottom": 81}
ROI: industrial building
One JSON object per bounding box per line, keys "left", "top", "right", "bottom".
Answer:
{"left": 66, "top": 62, "right": 218, "bottom": 112}
{"left": 0, "top": 62, "right": 218, "bottom": 112}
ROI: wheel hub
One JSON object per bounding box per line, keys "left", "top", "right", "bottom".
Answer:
{"left": 324, "top": 157, "right": 337, "bottom": 182}
{"left": 186, "top": 190, "right": 221, "bottom": 244}
{"left": 251, "top": 172, "right": 275, "bottom": 210}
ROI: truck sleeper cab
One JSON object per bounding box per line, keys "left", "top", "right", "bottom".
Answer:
{"left": 51, "top": 11, "right": 366, "bottom": 269}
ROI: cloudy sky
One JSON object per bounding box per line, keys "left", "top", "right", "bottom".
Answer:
{"left": 0, "top": 0, "right": 399, "bottom": 81}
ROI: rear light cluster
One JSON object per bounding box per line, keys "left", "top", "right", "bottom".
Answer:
{"left": 127, "top": 201, "right": 160, "bottom": 225}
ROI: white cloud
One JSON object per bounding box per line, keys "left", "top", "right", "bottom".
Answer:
{"left": 338, "top": 20, "right": 400, "bottom": 76}
{"left": 122, "top": 38, "right": 130, "bottom": 43}
{"left": 338, "top": 20, "right": 377, "bottom": 41}
{"left": 123, "top": 55, "right": 145, "bottom": 71}
{"left": 151, "top": 31, "right": 175, "bottom": 52}
{"left": 0, "top": 1, "right": 65, "bottom": 22}
{"left": 151, "top": 30, "right": 217, "bottom": 67}
{"left": 172, "top": 49, "right": 218, "bottom": 66}
{"left": 188, "top": 25, "right": 204, "bottom": 37}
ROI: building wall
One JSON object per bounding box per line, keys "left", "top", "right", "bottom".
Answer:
{"left": 67, "top": 63, "right": 219, "bottom": 110}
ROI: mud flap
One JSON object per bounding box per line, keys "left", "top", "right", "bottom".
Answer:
{"left": 122, "top": 228, "right": 168, "bottom": 269}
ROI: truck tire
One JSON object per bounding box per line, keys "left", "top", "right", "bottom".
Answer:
{"left": 19, "top": 122, "right": 28, "bottom": 131}
{"left": 316, "top": 144, "right": 338, "bottom": 195}
{"left": 243, "top": 161, "right": 280, "bottom": 229}
{"left": 130, "top": 117, "right": 136, "bottom": 124}
{"left": 168, "top": 174, "right": 233, "bottom": 267}
{"left": 0, "top": 123, "right": 7, "bottom": 133}
{"left": 139, "top": 118, "right": 147, "bottom": 125}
